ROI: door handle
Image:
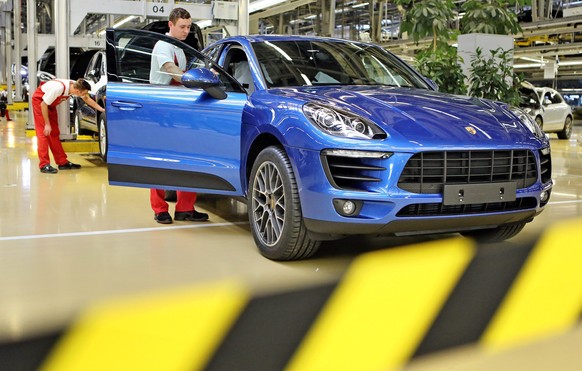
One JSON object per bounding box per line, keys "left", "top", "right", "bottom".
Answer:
{"left": 111, "top": 101, "right": 143, "bottom": 110}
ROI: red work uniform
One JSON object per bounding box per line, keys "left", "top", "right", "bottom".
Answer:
{"left": 32, "top": 80, "right": 72, "bottom": 169}
{"left": 150, "top": 189, "right": 197, "bottom": 214}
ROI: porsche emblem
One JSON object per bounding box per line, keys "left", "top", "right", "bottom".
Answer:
{"left": 465, "top": 126, "right": 477, "bottom": 135}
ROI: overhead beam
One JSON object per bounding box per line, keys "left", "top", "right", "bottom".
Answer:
{"left": 70, "top": 0, "right": 213, "bottom": 34}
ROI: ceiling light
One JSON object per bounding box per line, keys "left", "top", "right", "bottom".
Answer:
{"left": 196, "top": 20, "right": 212, "bottom": 29}
{"left": 97, "top": 15, "right": 137, "bottom": 36}
{"left": 352, "top": 2, "right": 369, "bottom": 8}
{"left": 514, "top": 63, "right": 546, "bottom": 69}
{"left": 249, "top": 0, "right": 287, "bottom": 13}
{"left": 520, "top": 56, "right": 543, "bottom": 63}
{"left": 113, "top": 15, "right": 137, "bottom": 28}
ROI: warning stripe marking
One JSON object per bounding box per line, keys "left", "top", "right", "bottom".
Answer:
{"left": 285, "top": 238, "right": 475, "bottom": 371}
{"left": 204, "top": 284, "right": 337, "bottom": 371}
{"left": 40, "top": 282, "right": 249, "bottom": 371}
{"left": 482, "top": 218, "right": 582, "bottom": 350}
{"left": 413, "top": 241, "right": 534, "bottom": 356}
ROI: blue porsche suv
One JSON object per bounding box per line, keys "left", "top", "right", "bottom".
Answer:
{"left": 105, "top": 29, "right": 552, "bottom": 260}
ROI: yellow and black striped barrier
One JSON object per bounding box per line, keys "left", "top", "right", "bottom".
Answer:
{"left": 1, "top": 217, "right": 581, "bottom": 371}
{"left": 6, "top": 102, "right": 29, "bottom": 111}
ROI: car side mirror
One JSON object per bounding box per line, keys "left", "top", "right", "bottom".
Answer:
{"left": 182, "top": 68, "right": 227, "bottom": 100}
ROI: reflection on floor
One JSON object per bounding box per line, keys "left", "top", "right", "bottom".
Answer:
{"left": 1, "top": 111, "right": 581, "bottom": 369}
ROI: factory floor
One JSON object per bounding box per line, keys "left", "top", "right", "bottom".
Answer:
{"left": 1, "top": 111, "right": 581, "bottom": 370}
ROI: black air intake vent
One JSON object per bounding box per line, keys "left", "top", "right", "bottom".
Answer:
{"left": 322, "top": 155, "right": 386, "bottom": 191}
{"left": 539, "top": 148, "right": 552, "bottom": 184}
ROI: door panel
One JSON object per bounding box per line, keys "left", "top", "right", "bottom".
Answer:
{"left": 107, "top": 82, "right": 247, "bottom": 195}
{"left": 106, "top": 29, "right": 248, "bottom": 195}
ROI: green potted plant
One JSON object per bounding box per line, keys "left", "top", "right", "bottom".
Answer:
{"left": 460, "top": 0, "right": 523, "bottom": 105}
{"left": 468, "top": 47, "right": 523, "bottom": 105}
{"left": 415, "top": 45, "right": 467, "bottom": 95}
{"left": 461, "top": 0, "right": 522, "bottom": 35}
{"left": 395, "top": 0, "right": 455, "bottom": 51}
{"left": 395, "top": 0, "right": 466, "bottom": 94}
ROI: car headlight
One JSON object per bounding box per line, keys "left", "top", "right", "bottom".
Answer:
{"left": 303, "top": 103, "right": 386, "bottom": 139}
{"left": 509, "top": 106, "right": 544, "bottom": 138}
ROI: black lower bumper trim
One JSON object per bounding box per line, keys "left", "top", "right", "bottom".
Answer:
{"left": 304, "top": 210, "right": 537, "bottom": 238}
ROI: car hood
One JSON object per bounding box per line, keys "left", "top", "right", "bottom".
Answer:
{"left": 269, "top": 86, "right": 536, "bottom": 146}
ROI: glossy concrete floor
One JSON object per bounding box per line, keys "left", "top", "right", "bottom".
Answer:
{"left": 1, "top": 111, "right": 582, "bottom": 368}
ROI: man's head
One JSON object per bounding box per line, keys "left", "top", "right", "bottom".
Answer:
{"left": 71, "top": 78, "right": 91, "bottom": 96}
{"left": 168, "top": 7, "right": 192, "bottom": 41}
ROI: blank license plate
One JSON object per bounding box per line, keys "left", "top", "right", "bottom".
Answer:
{"left": 443, "top": 182, "right": 517, "bottom": 205}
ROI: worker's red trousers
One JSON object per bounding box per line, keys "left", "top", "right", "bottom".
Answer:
{"left": 32, "top": 82, "right": 69, "bottom": 168}
{"left": 150, "top": 189, "right": 197, "bottom": 214}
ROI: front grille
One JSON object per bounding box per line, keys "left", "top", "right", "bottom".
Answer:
{"left": 398, "top": 150, "right": 538, "bottom": 194}
{"left": 321, "top": 155, "right": 386, "bottom": 191}
{"left": 396, "top": 197, "right": 538, "bottom": 217}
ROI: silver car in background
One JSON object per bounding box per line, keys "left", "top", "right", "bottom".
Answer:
{"left": 520, "top": 82, "right": 574, "bottom": 139}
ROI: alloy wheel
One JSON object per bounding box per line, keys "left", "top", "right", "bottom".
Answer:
{"left": 251, "top": 161, "right": 285, "bottom": 246}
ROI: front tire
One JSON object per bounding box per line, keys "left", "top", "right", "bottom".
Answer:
{"left": 248, "top": 146, "right": 320, "bottom": 260}
{"left": 557, "top": 116, "right": 572, "bottom": 139}
{"left": 461, "top": 223, "right": 526, "bottom": 243}
{"left": 98, "top": 113, "right": 108, "bottom": 162}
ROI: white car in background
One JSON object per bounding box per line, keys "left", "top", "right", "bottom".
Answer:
{"left": 520, "top": 82, "right": 574, "bottom": 139}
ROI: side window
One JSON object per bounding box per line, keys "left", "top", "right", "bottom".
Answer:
{"left": 204, "top": 45, "right": 222, "bottom": 63}
{"left": 93, "top": 53, "right": 103, "bottom": 80}
{"left": 222, "top": 46, "right": 255, "bottom": 93}
{"left": 550, "top": 93, "right": 562, "bottom": 104}
{"left": 543, "top": 92, "right": 552, "bottom": 105}
{"left": 114, "top": 31, "right": 200, "bottom": 84}
{"left": 110, "top": 30, "right": 245, "bottom": 93}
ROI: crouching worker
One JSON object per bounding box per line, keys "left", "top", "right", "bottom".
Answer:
{"left": 32, "top": 78, "right": 105, "bottom": 174}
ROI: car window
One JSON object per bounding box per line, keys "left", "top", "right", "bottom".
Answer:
{"left": 220, "top": 46, "right": 255, "bottom": 94}
{"left": 550, "top": 92, "right": 563, "bottom": 104}
{"left": 87, "top": 52, "right": 104, "bottom": 80}
{"left": 251, "top": 40, "right": 430, "bottom": 89}
{"left": 204, "top": 44, "right": 223, "bottom": 63}
{"left": 109, "top": 29, "right": 243, "bottom": 93}
{"left": 519, "top": 88, "right": 539, "bottom": 108}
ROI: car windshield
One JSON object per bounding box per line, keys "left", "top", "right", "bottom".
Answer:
{"left": 252, "top": 40, "right": 430, "bottom": 89}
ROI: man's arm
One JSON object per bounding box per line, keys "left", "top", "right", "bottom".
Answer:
{"left": 161, "top": 61, "right": 184, "bottom": 83}
{"left": 80, "top": 94, "right": 106, "bottom": 113}
{"left": 41, "top": 102, "right": 52, "bottom": 136}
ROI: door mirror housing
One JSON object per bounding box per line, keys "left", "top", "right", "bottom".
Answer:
{"left": 182, "top": 68, "right": 227, "bottom": 100}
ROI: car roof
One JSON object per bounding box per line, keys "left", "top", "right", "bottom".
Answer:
{"left": 217, "top": 34, "right": 371, "bottom": 46}
{"left": 535, "top": 87, "right": 558, "bottom": 93}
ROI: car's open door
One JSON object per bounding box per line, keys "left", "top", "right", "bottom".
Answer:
{"left": 105, "top": 29, "right": 248, "bottom": 195}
